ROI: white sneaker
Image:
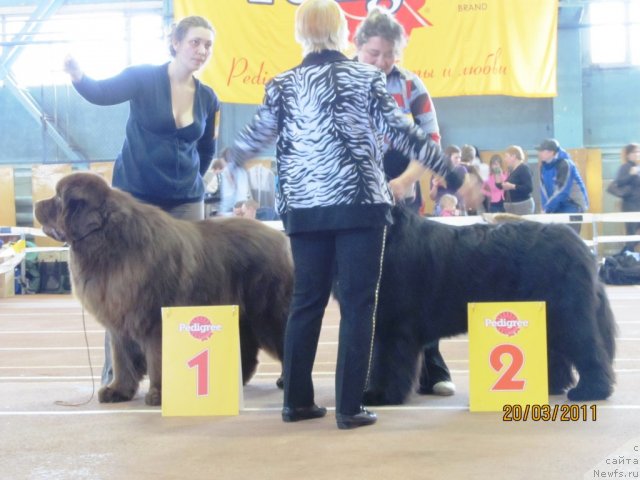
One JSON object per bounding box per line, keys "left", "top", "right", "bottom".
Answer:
{"left": 432, "top": 381, "right": 456, "bottom": 396}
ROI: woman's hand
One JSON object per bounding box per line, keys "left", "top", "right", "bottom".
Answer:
{"left": 211, "top": 157, "right": 227, "bottom": 173}
{"left": 389, "top": 160, "right": 428, "bottom": 202}
{"left": 63, "top": 55, "right": 83, "bottom": 82}
{"left": 389, "top": 176, "right": 413, "bottom": 202}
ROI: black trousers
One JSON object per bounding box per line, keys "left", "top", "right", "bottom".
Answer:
{"left": 283, "top": 226, "right": 386, "bottom": 416}
{"left": 418, "top": 341, "right": 452, "bottom": 391}
{"left": 624, "top": 223, "right": 640, "bottom": 251}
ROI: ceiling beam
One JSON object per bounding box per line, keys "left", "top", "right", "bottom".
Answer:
{"left": 0, "top": 0, "right": 85, "bottom": 162}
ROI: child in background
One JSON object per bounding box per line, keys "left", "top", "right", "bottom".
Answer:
{"left": 482, "top": 154, "right": 507, "bottom": 212}
{"left": 439, "top": 193, "right": 459, "bottom": 217}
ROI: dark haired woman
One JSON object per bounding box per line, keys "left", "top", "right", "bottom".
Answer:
{"left": 64, "top": 15, "right": 219, "bottom": 221}
{"left": 613, "top": 143, "right": 640, "bottom": 251}
{"left": 64, "top": 16, "right": 219, "bottom": 386}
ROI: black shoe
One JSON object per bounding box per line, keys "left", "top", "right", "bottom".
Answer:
{"left": 336, "top": 407, "right": 377, "bottom": 430}
{"left": 282, "top": 404, "right": 327, "bottom": 422}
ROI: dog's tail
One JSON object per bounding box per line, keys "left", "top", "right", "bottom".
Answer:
{"left": 596, "top": 282, "right": 617, "bottom": 363}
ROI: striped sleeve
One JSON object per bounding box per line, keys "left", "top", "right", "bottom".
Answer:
{"left": 226, "top": 80, "right": 280, "bottom": 167}
{"left": 369, "top": 72, "right": 448, "bottom": 178}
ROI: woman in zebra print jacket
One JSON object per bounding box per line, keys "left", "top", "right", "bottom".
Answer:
{"left": 225, "top": 0, "right": 465, "bottom": 430}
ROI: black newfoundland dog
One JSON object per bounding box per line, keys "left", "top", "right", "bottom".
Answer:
{"left": 364, "top": 207, "right": 616, "bottom": 405}
{"left": 34, "top": 172, "right": 292, "bottom": 406}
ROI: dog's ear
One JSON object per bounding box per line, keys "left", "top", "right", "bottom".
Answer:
{"left": 59, "top": 174, "right": 108, "bottom": 242}
{"left": 63, "top": 196, "right": 104, "bottom": 242}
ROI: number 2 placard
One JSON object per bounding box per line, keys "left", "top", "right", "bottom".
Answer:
{"left": 161, "top": 305, "right": 241, "bottom": 417}
{"left": 468, "top": 302, "right": 548, "bottom": 412}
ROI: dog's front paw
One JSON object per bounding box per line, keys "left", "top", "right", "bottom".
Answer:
{"left": 567, "top": 384, "right": 612, "bottom": 402}
{"left": 145, "top": 387, "right": 161, "bottom": 406}
{"left": 98, "top": 386, "right": 135, "bottom": 403}
{"left": 548, "top": 386, "right": 567, "bottom": 396}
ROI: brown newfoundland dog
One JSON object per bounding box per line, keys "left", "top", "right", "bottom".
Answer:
{"left": 34, "top": 172, "right": 292, "bottom": 406}
{"left": 364, "top": 207, "right": 617, "bottom": 405}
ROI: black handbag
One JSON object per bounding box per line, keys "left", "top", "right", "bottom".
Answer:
{"left": 606, "top": 180, "right": 629, "bottom": 198}
{"left": 38, "top": 261, "right": 71, "bottom": 294}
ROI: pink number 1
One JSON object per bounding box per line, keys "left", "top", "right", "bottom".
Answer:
{"left": 490, "top": 344, "right": 525, "bottom": 391}
{"left": 187, "top": 349, "right": 210, "bottom": 396}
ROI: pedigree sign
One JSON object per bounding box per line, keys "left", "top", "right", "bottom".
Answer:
{"left": 175, "top": 0, "right": 558, "bottom": 104}
{"left": 468, "top": 302, "right": 548, "bottom": 412}
{"left": 162, "top": 305, "right": 241, "bottom": 417}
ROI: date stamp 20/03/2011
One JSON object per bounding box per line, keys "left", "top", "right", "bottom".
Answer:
{"left": 502, "top": 404, "right": 597, "bottom": 422}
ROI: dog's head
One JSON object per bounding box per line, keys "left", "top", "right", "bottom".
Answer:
{"left": 34, "top": 172, "right": 111, "bottom": 243}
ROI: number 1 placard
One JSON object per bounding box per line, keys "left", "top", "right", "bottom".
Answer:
{"left": 468, "top": 302, "right": 548, "bottom": 412}
{"left": 161, "top": 305, "right": 240, "bottom": 417}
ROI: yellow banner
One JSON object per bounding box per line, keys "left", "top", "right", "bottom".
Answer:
{"left": 175, "top": 0, "right": 557, "bottom": 103}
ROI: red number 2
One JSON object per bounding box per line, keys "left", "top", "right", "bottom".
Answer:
{"left": 187, "top": 349, "right": 210, "bottom": 396}
{"left": 490, "top": 344, "right": 525, "bottom": 391}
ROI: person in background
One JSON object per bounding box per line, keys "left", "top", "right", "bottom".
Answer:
{"left": 482, "top": 154, "right": 506, "bottom": 213}
{"left": 64, "top": 15, "right": 219, "bottom": 386}
{"left": 430, "top": 145, "right": 467, "bottom": 216}
{"left": 537, "top": 138, "right": 588, "bottom": 233}
{"left": 501, "top": 145, "right": 535, "bottom": 215}
{"left": 613, "top": 143, "right": 640, "bottom": 252}
{"left": 354, "top": 6, "right": 441, "bottom": 214}
{"left": 233, "top": 199, "right": 259, "bottom": 219}
{"left": 222, "top": 0, "right": 474, "bottom": 428}
{"left": 438, "top": 193, "right": 459, "bottom": 217}
{"left": 460, "top": 144, "right": 485, "bottom": 215}
{"left": 460, "top": 144, "right": 476, "bottom": 169}
{"left": 219, "top": 164, "right": 253, "bottom": 216}
{"left": 203, "top": 158, "right": 226, "bottom": 217}
{"left": 471, "top": 145, "right": 490, "bottom": 182}
{"left": 354, "top": 8, "right": 456, "bottom": 396}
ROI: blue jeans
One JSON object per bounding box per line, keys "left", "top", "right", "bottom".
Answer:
{"left": 554, "top": 203, "right": 584, "bottom": 234}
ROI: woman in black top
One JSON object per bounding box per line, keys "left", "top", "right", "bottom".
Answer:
{"left": 501, "top": 145, "right": 535, "bottom": 215}
{"left": 614, "top": 143, "right": 640, "bottom": 251}
{"left": 224, "top": 0, "right": 474, "bottom": 429}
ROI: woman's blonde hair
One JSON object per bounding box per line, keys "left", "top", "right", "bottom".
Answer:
{"left": 440, "top": 193, "right": 458, "bottom": 209}
{"left": 295, "top": 0, "right": 348, "bottom": 56}
{"left": 505, "top": 145, "right": 525, "bottom": 161}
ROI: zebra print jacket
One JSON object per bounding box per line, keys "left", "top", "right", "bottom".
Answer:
{"left": 227, "top": 50, "right": 459, "bottom": 234}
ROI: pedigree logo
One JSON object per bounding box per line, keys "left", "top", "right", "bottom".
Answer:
{"left": 484, "top": 311, "right": 529, "bottom": 337}
{"left": 340, "top": 0, "right": 432, "bottom": 38}
{"left": 179, "top": 316, "right": 222, "bottom": 341}
{"left": 246, "top": 0, "right": 432, "bottom": 38}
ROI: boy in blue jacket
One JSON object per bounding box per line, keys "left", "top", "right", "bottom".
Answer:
{"left": 538, "top": 138, "right": 589, "bottom": 233}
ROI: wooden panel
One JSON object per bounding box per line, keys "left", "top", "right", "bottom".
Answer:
{"left": 0, "top": 167, "right": 16, "bottom": 226}
{"left": 586, "top": 148, "right": 603, "bottom": 214}
{"left": 31, "top": 164, "right": 73, "bottom": 247}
